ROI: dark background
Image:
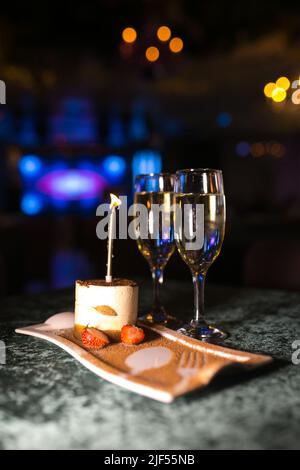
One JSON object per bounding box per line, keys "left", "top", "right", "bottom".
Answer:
{"left": 1, "top": 0, "right": 300, "bottom": 296}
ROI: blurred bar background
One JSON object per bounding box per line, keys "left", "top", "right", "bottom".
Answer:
{"left": 1, "top": 0, "right": 300, "bottom": 296}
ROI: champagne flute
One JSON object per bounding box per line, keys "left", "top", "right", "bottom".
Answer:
{"left": 174, "top": 168, "right": 227, "bottom": 340}
{"left": 134, "top": 173, "right": 176, "bottom": 324}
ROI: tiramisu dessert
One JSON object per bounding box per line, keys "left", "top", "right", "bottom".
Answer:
{"left": 74, "top": 278, "right": 145, "bottom": 347}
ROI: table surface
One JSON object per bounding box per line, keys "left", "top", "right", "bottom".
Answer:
{"left": 1, "top": 279, "right": 299, "bottom": 450}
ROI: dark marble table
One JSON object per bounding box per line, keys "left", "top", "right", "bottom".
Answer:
{"left": 0, "top": 280, "right": 299, "bottom": 450}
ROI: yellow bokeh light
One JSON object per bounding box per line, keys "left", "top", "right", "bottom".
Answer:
{"left": 157, "top": 26, "right": 171, "bottom": 42}
{"left": 122, "top": 27, "right": 137, "bottom": 44}
{"left": 272, "top": 87, "right": 286, "bottom": 103}
{"left": 169, "top": 37, "right": 184, "bottom": 53}
{"left": 276, "top": 76, "right": 290, "bottom": 91}
{"left": 145, "top": 46, "right": 160, "bottom": 62}
{"left": 264, "top": 82, "right": 276, "bottom": 98}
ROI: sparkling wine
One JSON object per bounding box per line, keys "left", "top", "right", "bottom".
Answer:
{"left": 174, "top": 193, "right": 226, "bottom": 274}
{"left": 134, "top": 191, "right": 175, "bottom": 269}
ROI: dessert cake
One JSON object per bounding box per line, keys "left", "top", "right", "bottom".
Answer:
{"left": 74, "top": 279, "right": 139, "bottom": 338}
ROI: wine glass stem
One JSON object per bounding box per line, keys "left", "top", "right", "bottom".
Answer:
{"left": 152, "top": 267, "right": 163, "bottom": 309}
{"left": 193, "top": 273, "right": 206, "bottom": 325}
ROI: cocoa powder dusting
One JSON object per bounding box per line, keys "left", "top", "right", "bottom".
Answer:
{"left": 57, "top": 327, "right": 204, "bottom": 388}
{"left": 76, "top": 279, "right": 137, "bottom": 287}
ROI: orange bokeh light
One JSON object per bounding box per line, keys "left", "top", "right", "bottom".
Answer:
{"left": 145, "top": 46, "right": 160, "bottom": 62}
{"left": 264, "top": 82, "right": 276, "bottom": 98}
{"left": 122, "top": 27, "right": 137, "bottom": 44}
{"left": 169, "top": 37, "right": 183, "bottom": 53}
{"left": 251, "top": 142, "right": 265, "bottom": 158}
{"left": 157, "top": 26, "right": 171, "bottom": 42}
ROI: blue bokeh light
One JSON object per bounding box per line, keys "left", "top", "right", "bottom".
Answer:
{"left": 132, "top": 150, "right": 162, "bottom": 184}
{"left": 19, "top": 155, "right": 42, "bottom": 177}
{"left": 107, "top": 116, "right": 126, "bottom": 148}
{"left": 21, "top": 193, "right": 43, "bottom": 215}
{"left": 236, "top": 141, "right": 250, "bottom": 157}
{"left": 49, "top": 98, "right": 98, "bottom": 144}
{"left": 103, "top": 155, "right": 126, "bottom": 179}
{"left": 216, "top": 112, "right": 232, "bottom": 128}
{"left": 129, "top": 114, "right": 148, "bottom": 142}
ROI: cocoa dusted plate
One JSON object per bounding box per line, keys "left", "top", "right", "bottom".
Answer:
{"left": 16, "top": 312, "right": 272, "bottom": 403}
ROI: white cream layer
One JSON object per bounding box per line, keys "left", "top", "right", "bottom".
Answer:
{"left": 75, "top": 281, "right": 138, "bottom": 331}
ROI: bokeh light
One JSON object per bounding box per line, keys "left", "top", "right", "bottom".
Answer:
{"left": 276, "top": 76, "right": 290, "bottom": 91}
{"left": 145, "top": 46, "right": 160, "bottom": 62}
{"left": 157, "top": 26, "right": 171, "bottom": 42}
{"left": 21, "top": 193, "right": 43, "bottom": 215}
{"left": 292, "top": 88, "right": 300, "bottom": 105}
{"left": 264, "top": 82, "right": 276, "bottom": 98}
{"left": 169, "top": 37, "right": 184, "bottom": 53}
{"left": 19, "top": 155, "right": 42, "bottom": 177}
{"left": 37, "top": 170, "right": 106, "bottom": 200}
{"left": 132, "top": 150, "right": 162, "bottom": 184}
{"left": 251, "top": 142, "right": 265, "bottom": 157}
{"left": 103, "top": 155, "right": 126, "bottom": 179}
{"left": 119, "top": 42, "right": 134, "bottom": 59}
{"left": 272, "top": 87, "right": 286, "bottom": 103}
{"left": 216, "top": 112, "right": 232, "bottom": 128}
{"left": 236, "top": 141, "right": 251, "bottom": 157}
{"left": 267, "top": 141, "right": 286, "bottom": 158}
{"left": 122, "top": 27, "right": 137, "bottom": 44}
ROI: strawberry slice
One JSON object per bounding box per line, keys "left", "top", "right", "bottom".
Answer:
{"left": 121, "top": 324, "right": 145, "bottom": 345}
{"left": 81, "top": 328, "right": 110, "bottom": 349}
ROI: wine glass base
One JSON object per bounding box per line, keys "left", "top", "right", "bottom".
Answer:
{"left": 177, "top": 322, "right": 228, "bottom": 341}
